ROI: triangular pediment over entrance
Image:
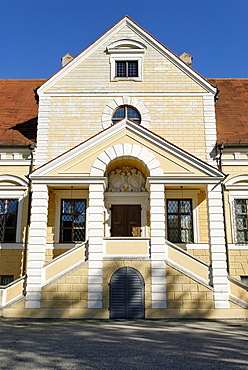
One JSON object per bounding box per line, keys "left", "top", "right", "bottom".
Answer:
{"left": 31, "top": 119, "right": 224, "bottom": 183}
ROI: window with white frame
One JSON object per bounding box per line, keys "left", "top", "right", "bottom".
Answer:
{"left": 234, "top": 199, "right": 248, "bottom": 243}
{"left": 167, "top": 199, "right": 194, "bottom": 243}
{"left": 107, "top": 39, "right": 146, "bottom": 82}
{"left": 0, "top": 199, "right": 18, "bottom": 242}
{"left": 60, "top": 199, "right": 86, "bottom": 243}
{"left": 116, "top": 61, "right": 138, "bottom": 77}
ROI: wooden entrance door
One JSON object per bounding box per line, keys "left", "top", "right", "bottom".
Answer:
{"left": 111, "top": 205, "right": 141, "bottom": 237}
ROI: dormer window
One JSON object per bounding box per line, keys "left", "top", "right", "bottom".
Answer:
{"left": 107, "top": 39, "right": 146, "bottom": 81}
{"left": 116, "top": 61, "right": 138, "bottom": 77}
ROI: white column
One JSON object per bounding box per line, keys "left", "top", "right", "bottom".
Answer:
{"left": 207, "top": 183, "right": 229, "bottom": 308}
{"left": 25, "top": 184, "right": 49, "bottom": 309}
{"left": 87, "top": 182, "right": 105, "bottom": 309}
{"left": 149, "top": 182, "right": 167, "bottom": 309}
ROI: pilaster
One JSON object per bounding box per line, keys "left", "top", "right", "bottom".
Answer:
{"left": 207, "top": 183, "right": 229, "bottom": 308}
{"left": 25, "top": 184, "right": 49, "bottom": 309}
{"left": 87, "top": 182, "right": 105, "bottom": 309}
{"left": 149, "top": 182, "right": 167, "bottom": 309}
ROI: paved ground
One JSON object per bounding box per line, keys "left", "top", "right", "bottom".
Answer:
{"left": 0, "top": 319, "right": 247, "bottom": 369}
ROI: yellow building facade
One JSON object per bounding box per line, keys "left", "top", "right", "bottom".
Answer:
{"left": 0, "top": 17, "right": 247, "bottom": 318}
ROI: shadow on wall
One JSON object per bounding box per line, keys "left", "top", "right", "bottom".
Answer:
{"left": 36, "top": 259, "right": 215, "bottom": 319}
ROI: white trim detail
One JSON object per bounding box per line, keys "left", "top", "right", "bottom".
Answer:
{"left": 90, "top": 143, "right": 163, "bottom": 177}
{"left": 207, "top": 184, "right": 229, "bottom": 308}
{"left": 225, "top": 175, "right": 248, "bottom": 189}
{"left": 37, "top": 17, "right": 216, "bottom": 96}
{"left": 0, "top": 175, "right": 28, "bottom": 188}
{"left": 203, "top": 95, "right": 217, "bottom": 165}
{"left": 35, "top": 96, "right": 51, "bottom": 167}
{"left": 101, "top": 97, "right": 150, "bottom": 129}
{"left": 107, "top": 39, "right": 146, "bottom": 82}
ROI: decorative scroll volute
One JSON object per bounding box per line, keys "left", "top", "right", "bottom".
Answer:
{"left": 107, "top": 166, "right": 146, "bottom": 192}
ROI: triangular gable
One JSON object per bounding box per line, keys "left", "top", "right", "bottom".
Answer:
{"left": 30, "top": 119, "right": 224, "bottom": 180}
{"left": 37, "top": 16, "right": 216, "bottom": 96}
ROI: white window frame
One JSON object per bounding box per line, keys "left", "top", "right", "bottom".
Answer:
{"left": 229, "top": 191, "right": 248, "bottom": 245}
{"left": 0, "top": 191, "right": 25, "bottom": 244}
{"left": 54, "top": 190, "right": 89, "bottom": 245}
{"left": 165, "top": 190, "right": 199, "bottom": 246}
{"left": 107, "top": 39, "right": 146, "bottom": 82}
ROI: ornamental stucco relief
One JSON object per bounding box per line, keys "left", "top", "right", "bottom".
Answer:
{"left": 107, "top": 166, "right": 146, "bottom": 192}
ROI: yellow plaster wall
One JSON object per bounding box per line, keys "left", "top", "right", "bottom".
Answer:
{"left": 223, "top": 165, "right": 248, "bottom": 177}
{"left": 41, "top": 262, "right": 88, "bottom": 310}
{"left": 0, "top": 165, "right": 30, "bottom": 180}
{"left": 229, "top": 250, "right": 248, "bottom": 280}
{"left": 197, "top": 190, "right": 209, "bottom": 244}
{"left": 47, "top": 191, "right": 56, "bottom": 244}
{"left": 0, "top": 249, "right": 23, "bottom": 280}
{"left": 187, "top": 249, "right": 210, "bottom": 265}
{"left": 46, "top": 27, "right": 206, "bottom": 94}
{"left": 102, "top": 260, "right": 151, "bottom": 309}
{"left": 46, "top": 96, "right": 207, "bottom": 163}
{"left": 166, "top": 265, "right": 214, "bottom": 309}
{"left": 47, "top": 127, "right": 210, "bottom": 178}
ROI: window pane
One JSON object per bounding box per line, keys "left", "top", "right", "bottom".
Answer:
{"left": 60, "top": 199, "right": 86, "bottom": 243}
{"left": 168, "top": 229, "right": 179, "bottom": 243}
{"left": 241, "top": 276, "right": 248, "bottom": 286}
{"left": 4, "top": 228, "right": 16, "bottom": 242}
{"left": 7, "top": 200, "right": 18, "bottom": 213}
{"left": 127, "top": 107, "right": 140, "bottom": 120}
{"left": 0, "top": 200, "right": 5, "bottom": 213}
{"left": 116, "top": 61, "right": 126, "bottom": 77}
{"left": 180, "top": 200, "right": 191, "bottom": 213}
{"left": 235, "top": 199, "right": 248, "bottom": 243}
{"left": 62, "top": 200, "right": 73, "bottom": 214}
{"left": 167, "top": 199, "right": 193, "bottom": 243}
{"left": 1, "top": 275, "right": 14, "bottom": 286}
{"left": 62, "top": 214, "right": 73, "bottom": 228}
{"left": 235, "top": 199, "right": 247, "bottom": 214}
{"left": 128, "top": 61, "right": 138, "bottom": 77}
{"left": 74, "top": 201, "right": 85, "bottom": 214}
{"left": 113, "top": 107, "right": 125, "bottom": 120}
{"left": 168, "top": 215, "right": 178, "bottom": 228}
{"left": 0, "top": 199, "right": 18, "bottom": 242}
{"left": 62, "top": 228, "right": 72, "bottom": 242}
{"left": 236, "top": 215, "right": 247, "bottom": 229}
{"left": 181, "top": 229, "right": 192, "bottom": 243}
{"left": 181, "top": 215, "right": 192, "bottom": 228}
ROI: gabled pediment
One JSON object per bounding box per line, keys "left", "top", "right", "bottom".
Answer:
{"left": 31, "top": 119, "right": 224, "bottom": 181}
{"left": 37, "top": 16, "right": 216, "bottom": 96}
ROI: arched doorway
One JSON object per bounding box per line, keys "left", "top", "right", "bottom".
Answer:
{"left": 109, "top": 267, "right": 145, "bottom": 319}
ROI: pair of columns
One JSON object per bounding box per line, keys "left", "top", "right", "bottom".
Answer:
{"left": 25, "top": 182, "right": 229, "bottom": 310}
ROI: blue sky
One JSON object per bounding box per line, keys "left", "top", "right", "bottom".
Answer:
{"left": 1, "top": 0, "right": 247, "bottom": 79}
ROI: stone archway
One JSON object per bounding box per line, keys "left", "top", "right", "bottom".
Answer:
{"left": 90, "top": 143, "right": 163, "bottom": 177}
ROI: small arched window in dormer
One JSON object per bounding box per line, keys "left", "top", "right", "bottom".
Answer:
{"left": 112, "top": 106, "right": 141, "bottom": 124}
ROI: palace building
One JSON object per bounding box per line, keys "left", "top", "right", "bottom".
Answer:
{"left": 0, "top": 16, "right": 248, "bottom": 318}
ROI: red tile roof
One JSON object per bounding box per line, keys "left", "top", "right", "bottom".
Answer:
{"left": 208, "top": 78, "right": 248, "bottom": 145}
{"left": 0, "top": 78, "right": 247, "bottom": 147}
{"left": 0, "top": 79, "right": 46, "bottom": 145}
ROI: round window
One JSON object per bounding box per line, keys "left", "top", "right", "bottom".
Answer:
{"left": 112, "top": 106, "right": 141, "bottom": 124}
